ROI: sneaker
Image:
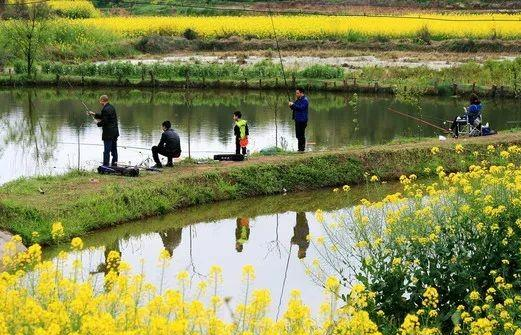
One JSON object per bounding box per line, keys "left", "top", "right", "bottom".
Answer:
{"left": 165, "top": 163, "right": 174, "bottom": 167}
{"left": 152, "top": 164, "right": 163, "bottom": 169}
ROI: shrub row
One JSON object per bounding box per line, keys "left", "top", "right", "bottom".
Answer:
{"left": 38, "top": 60, "right": 345, "bottom": 80}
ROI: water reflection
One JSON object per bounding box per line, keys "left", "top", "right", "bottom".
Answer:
{"left": 291, "top": 212, "right": 310, "bottom": 260}
{"left": 235, "top": 217, "right": 250, "bottom": 253}
{"left": 2, "top": 91, "right": 58, "bottom": 168}
{"left": 2, "top": 88, "right": 521, "bottom": 184}
{"left": 44, "top": 184, "right": 401, "bottom": 316}
{"left": 159, "top": 227, "right": 183, "bottom": 257}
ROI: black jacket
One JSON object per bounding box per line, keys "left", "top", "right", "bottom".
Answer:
{"left": 158, "top": 128, "right": 181, "bottom": 153}
{"left": 95, "top": 103, "right": 119, "bottom": 141}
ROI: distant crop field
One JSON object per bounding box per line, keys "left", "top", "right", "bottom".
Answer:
{"left": 67, "top": 14, "right": 521, "bottom": 40}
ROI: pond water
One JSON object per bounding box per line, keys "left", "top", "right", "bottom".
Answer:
{"left": 44, "top": 183, "right": 401, "bottom": 317}
{"left": 2, "top": 88, "right": 521, "bottom": 184}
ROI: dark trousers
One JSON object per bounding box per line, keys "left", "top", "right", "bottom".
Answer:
{"left": 152, "top": 146, "right": 180, "bottom": 165}
{"left": 235, "top": 138, "right": 247, "bottom": 155}
{"left": 450, "top": 117, "right": 463, "bottom": 137}
{"left": 295, "top": 121, "right": 307, "bottom": 152}
{"left": 103, "top": 139, "right": 118, "bottom": 166}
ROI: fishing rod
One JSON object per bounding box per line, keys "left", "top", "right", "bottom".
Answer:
{"left": 388, "top": 108, "right": 449, "bottom": 133}
{"left": 267, "top": 3, "right": 291, "bottom": 103}
{"left": 63, "top": 78, "right": 92, "bottom": 114}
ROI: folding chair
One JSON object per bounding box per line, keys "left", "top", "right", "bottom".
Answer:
{"left": 455, "top": 107, "right": 482, "bottom": 137}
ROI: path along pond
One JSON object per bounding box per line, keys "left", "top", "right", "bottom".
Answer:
{"left": 43, "top": 182, "right": 402, "bottom": 318}
{"left": 2, "top": 88, "right": 521, "bottom": 184}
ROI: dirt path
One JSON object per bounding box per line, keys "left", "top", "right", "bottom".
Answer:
{"left": 101, "top": 53, "right": 516, "bottom": 71}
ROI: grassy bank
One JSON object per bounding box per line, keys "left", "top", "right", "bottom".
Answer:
{"left": 3, "top": 56, "right": 521, "bottom": 97}
{"left": 2, "top": 131, "right": 521, "bottom": 246}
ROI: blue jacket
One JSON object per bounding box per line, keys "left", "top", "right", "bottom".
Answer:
{"left": 466, "top": 103, "right": 482, "bottom": 124}
{"left": 291, "top": 96, "right": 309, "bottom": 122}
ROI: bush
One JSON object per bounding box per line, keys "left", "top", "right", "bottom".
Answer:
{"left": 415, "top": 25, "right": 431, "bottom": 45}
{"left": 299, "top": 64, "right": 344, "bottom": 79}
{"left": 314, "top": 144, "right": 521, "bottom": 332}
{"left": 49, "top": 0, "right": 100, "bottom": 19}
{"left": 13, "top": 60, "right": 27, "bottom": 75}
{"left": 135, "top": 35, "right": 189, "bottom": 54}
{"left": 183, "top": 28, "right": 199, "bottom": 40}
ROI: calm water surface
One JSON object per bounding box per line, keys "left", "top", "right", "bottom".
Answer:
{"left": 2, "top": 88, "right": 521, "bottom": 184}
{"left": 44, "top": 184, "right": 400, "bottom": 317}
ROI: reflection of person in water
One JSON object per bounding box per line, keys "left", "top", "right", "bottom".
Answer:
{"left": 291, "top": 212, "right": 310, "bottom": 259}
{"left": 235, "top": 217, "right": 250, "bottom": 252}
{"left": 92, "top": 238, "right": 121, "bottom": 276}
{"left": 159, "top": 227, "right": 183, "bottom": 256}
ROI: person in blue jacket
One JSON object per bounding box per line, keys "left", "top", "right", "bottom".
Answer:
{"left": 450, "top": 94, "right": 482, "bottom": 138}
{"left": 288, "top": 88, "right": 309, "bottom": 152}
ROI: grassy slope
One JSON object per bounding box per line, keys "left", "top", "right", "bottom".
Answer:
{"left": 2, "top": 132, "right": 521, "bottom": 245}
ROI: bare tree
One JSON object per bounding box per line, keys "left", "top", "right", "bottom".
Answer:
{"left": 3, "top": 1, "right": 50, "bottom": 77}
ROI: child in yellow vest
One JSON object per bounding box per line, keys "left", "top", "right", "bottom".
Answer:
{"left": 233, "top": 111, "right": 249, "bottom": 155}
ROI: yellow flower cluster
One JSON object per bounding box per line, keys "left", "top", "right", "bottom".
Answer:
{"left": 51, "top": 221, "right": 64, "bottom": 240}
{"left": 0, "top": 243, "right": 368, "bottom": 335}
{"left": 51, "top": 14, "right": 521, "bottom": 40}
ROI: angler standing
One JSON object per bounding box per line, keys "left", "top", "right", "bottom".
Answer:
{"left": 288, "top": 88, "right": 309, "bottom": 152}
{"left": 88, "top": 95, "right": 119, "bottom": 167}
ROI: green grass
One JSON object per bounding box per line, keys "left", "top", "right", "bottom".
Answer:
{"left": 0, "top": 57, "right": 518, "bottom": 97}
{"left": 3, "top": 131, "right": 521, "bottom": 246}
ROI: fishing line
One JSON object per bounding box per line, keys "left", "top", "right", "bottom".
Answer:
{"left": 276, "top": 243, "right": 293, "bottom": 321}
{"left": 388, "top": 108, "right": 449, "bottom": 133}
{"left": 57, "top": 141, "right": 223, "bottom": 154}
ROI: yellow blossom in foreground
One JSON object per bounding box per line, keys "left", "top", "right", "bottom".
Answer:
{"left": 455, "top": 144, "right": 464, "bottom": 154}
{"left": 70, "top": 237, "right": 83, "bottom": 251}
{"left": 51, "top": 222, "right": 64, "bottom": 240}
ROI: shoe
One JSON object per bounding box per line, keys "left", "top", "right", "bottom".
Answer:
{"left": 111, "top": 163, "right": 118, "bottom": 167}
{"left": 165, "top": 163, "right": 173, "bottom": 167}
{"left": 152, "top": 164, "right": 163, "bottom": 169}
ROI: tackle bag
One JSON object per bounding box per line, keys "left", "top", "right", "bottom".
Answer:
{"left": 213, "top": 154, "right": 245, "bottom": 162}
{"left": 97, "top": 165, "right": 139, "bottom": 177}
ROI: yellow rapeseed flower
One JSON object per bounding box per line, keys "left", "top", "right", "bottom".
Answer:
{"left": 70, "top": 237, "right": 83, "bottom": 251}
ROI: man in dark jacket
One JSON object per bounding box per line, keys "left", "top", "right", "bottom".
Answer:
{"left": 151, "top": 120, "right": 181, "bottom": 168}
{"left": 88, "top": 95, "right": 119, "bottom": 166}
{"left": 288, "top": 88, "right": 309, "bottom": 152}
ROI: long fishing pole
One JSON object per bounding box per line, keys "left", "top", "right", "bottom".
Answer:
{"left": 388, "top": 108, "right": 449, "bottom": 133}
{"left": 268, "top": 4, "right": 291, "bottom": 103}
{"left": 63, "top": 78, "right": 92, "bottom": 113}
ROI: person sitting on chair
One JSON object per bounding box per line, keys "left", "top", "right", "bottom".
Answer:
{"left": 450, "top": 94, "right": 482, "bottom": 138}
{"left": 151, "top": 121, "right": 181, "bottom": 168}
